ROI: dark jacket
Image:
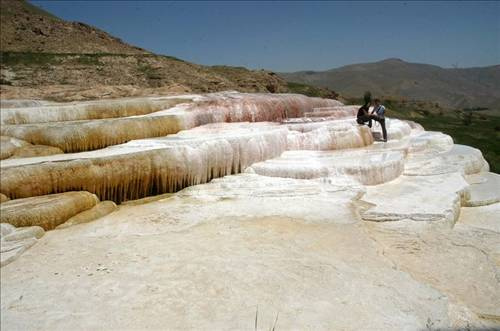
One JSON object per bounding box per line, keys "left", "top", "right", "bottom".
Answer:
{"left": 357, "top": 104, "right": 369, "bottom": 118}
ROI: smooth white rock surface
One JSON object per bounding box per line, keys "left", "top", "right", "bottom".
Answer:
{"left": 1, "top": 175, "right": 499, "bottom": 329}
{"left": 464, "top": 172, "right": 500, "bottom": 206}
{"left": 455, "top": 203, "right": 500, "bottom": 233}
{"left": 0, "top": 193, "right": 454, "bottom": 330}
{"left": 247, "top": 148, "right": 405, "bottom": 185}
{"left": 405, "top": 144, "right": 489, "bottom": 176}
{"left": 361, "top": 172, "right": 469, "bottom": 223}
{"left": 1, "top": 224, "right": 44, "bottom": 267}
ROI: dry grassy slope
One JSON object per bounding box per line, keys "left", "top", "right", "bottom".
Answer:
{"left": 0, "top": 0, "right": 290, "bottom": 100}
{"left": 0, "top": 52, "right": 287, "bottom": 92}
{"left": 281, "top": 58, "right": 500, "bottom": 109}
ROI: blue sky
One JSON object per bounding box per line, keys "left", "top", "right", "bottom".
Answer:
{"left": 31, "top": 1, "right": 500, "bottom": 72}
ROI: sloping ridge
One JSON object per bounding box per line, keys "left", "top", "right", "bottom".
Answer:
{"left": 281, "top": 58, "right": 500, "bottom": 109}
{"left": 0, "top": 0, "right": 147, "bottom": 54}
{"left": 0, "top": 0, "right": 289, "bottom": 99}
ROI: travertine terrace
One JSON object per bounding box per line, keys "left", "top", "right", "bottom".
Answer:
{"left": 1, "top": 92, "right": 499, "bottom": 330}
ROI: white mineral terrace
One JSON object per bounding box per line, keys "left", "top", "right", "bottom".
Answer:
{"left": 0, "top": 93, "right": 342, "bottom": 152}
{"left": 0, "top": 92, "right": 499, "bottom": 330}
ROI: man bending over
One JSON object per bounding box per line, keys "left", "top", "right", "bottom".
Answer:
{"left": 356, "top": 101, "right": 372, "bottom": 127}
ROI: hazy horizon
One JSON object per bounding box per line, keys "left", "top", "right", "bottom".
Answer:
{"left": 31, "top": 1, "right": 500, "bottom": 72}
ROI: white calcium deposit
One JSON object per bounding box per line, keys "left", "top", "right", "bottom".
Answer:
{"left": 0, "top": 92, "right": 498, "bottom": 330}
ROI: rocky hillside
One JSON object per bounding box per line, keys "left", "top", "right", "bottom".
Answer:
{"left": 281, "top": 58, "right": 500, "bottom": 109}
{"left": 0, "top": 0, "right": 291, "bottom": 101}
{"left": 0, "top": 0, "right": 147, "bottom": 54}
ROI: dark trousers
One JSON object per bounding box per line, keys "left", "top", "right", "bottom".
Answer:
{"left": 358, "top": 115, "right": 387, "bottom": 141}
{"left": 373, "top": 117, "right": 387, "bottom": 141}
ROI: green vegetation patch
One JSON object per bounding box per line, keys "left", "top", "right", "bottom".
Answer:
{"left": 0, "top": 52, "right": 164, "bottom": 67}
{"left": 159, "top": 54, "right": 187, "bottom": 63}
{"left": 411, "top": 112, "right": 500, "bottom": 174}
{"left": 137, "top": 62, "right": 163, "bottom": 80}
{"left": 345, "top": 96, "right": 500, "bottom": 173}
{"left": 0, "top": 51, "right": 62, "bottom": 66}
{"left": 211, "top": 65, "right": 251, "bottom": 73}
{"left": 286, "top": 82, "right": 337, "bottom": 99}
{"left": 74, "top": 54, "right": 102, "bottom": 65}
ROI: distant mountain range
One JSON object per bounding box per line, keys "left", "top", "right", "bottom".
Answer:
{"left": 281, "top": 58, "right": 500, "bottom": 109}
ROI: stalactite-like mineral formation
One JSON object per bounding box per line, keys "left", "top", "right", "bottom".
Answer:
{"left": 0, "top": 95, "right": 372, "bottom": 202}
{"left": 0, "top": 93, "right": 342, "bottom": 152}
{"left": 0, "top": 96, "right": 192, "bottom": 124}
